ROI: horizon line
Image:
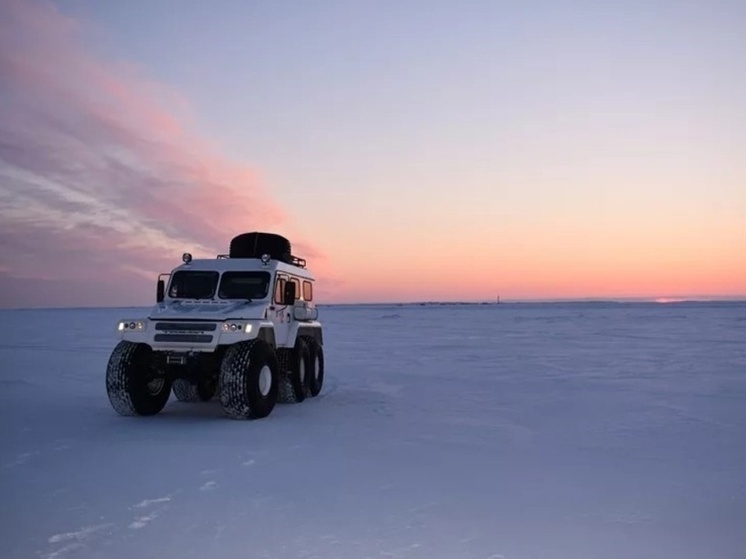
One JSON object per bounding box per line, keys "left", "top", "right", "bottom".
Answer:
{"left": 1, "top": 295, "right": 745, "bottom": 312}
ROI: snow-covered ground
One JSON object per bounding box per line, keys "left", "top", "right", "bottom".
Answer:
{"left": 1, "top": 302, "right": 745, "bottom": 559}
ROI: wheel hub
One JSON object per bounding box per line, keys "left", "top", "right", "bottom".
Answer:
{"left": 258, "top": 365, "right": 272, "bottom": 396}
{"left": 146, "top": 377, "right": 165, "bottom": 395}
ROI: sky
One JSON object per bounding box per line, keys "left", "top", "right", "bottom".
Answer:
{"left": 1, "top": 0, "right": 744, "bottom": 308}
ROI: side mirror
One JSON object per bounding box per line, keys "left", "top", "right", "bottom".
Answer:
{"left": 156, "top": 279, "right": 165, "bottom": 302}
{"left": 283, "top": 281, "right": 297, "bottom": 306}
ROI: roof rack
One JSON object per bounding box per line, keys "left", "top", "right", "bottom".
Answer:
{"left": 215, "top": 253, "right": 306, "bottom": 268}
{"left": 290, "top": 256, "right": 307, "bottom": 268}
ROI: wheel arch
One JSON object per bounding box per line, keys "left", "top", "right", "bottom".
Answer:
{"left": 297, "top": 324, "right": 323, "bottom": 346}
{"left": 257, "top": 325, "right": 276, "bottom": 348}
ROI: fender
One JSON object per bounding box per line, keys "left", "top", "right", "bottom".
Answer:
{"left": 297, "top": 323, "right": 323, "bottom": 346}
{"left": 257, "top": 325, "right": 277, "bottom": 348}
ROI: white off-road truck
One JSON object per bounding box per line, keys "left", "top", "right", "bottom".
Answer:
{"left": 105, "top": 232, "right": 324, "bottom": 420}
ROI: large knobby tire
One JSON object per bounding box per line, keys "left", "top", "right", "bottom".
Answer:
{"left": 106, "top": 341, "right": 171, "bottom": 416}
{"left": 229, "top": 232, "right": 291, "bottom": 262}
{"left": 302, "top": 336, "right": 324, "bottom": 397}
{"left": 277, "top": 339, "right": 312, "bottom": 404}
{"left": 219, "top": 340, "right": 279, "bottom": 419}
{"left": 172, "top": 377, "right": 216, "bottom": 403}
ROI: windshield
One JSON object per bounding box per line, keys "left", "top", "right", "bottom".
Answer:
{"left": 168, "top": 270, "right": 271, "bottom": 300}
{"left": 168, "top": 271, "right": 218, "bottom": 299}
{"left": 218, "top": 272, "right": 270, "bottom": 300}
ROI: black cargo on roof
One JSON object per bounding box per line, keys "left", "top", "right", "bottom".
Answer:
{"left": 229, "top": 232, "right": 292, "bottom": 262}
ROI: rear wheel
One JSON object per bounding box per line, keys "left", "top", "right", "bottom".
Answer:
{"left": 106, "top": 341, "right": 171, "bottom": 416}
{"left": 198, "top": 375, "right": 217, "bottom": 401}
{"left": 302, "top": 336, "right": 324, "bottom": 397}
{"left": 278, "top": 339, "right": 311, "bottom": 403}
{"left": 219, "top": 340, "right": 279, "bottom": 419}
{"left": 172, "top": 376, "right": 216, "bottom": 402}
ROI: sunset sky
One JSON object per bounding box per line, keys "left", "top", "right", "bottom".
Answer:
{"left": 1, "top": 0, "right": 744, "bottom": 308}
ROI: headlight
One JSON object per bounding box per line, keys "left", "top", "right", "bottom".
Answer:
{"left": 221, "top": 322, "right": 253, "bottom": 334}
{"left": 117, "top": 320, "right": 146, "bottom": 332}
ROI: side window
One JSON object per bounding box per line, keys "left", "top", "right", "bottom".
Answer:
{"left": 274, "top": 277, "right": 286, "bottom": 304}
{"left": 273, "top": 275, "right": 304, "bottom": 305}
{"left": 303, "top": 281, "right": 313, "bottom": 301}
{"left": 291, "top": 278, "right": 301, "bottom": 301}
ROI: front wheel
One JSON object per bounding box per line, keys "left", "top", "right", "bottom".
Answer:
{"left": 219, "top": 340, "right": 279, "bottom": 419}
{"left": 106, "top": 341, "right": 171, "bottom": 416}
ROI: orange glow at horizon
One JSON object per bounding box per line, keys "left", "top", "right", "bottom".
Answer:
{"left": 311, "top": 215, "right": 746, "bottom": 303}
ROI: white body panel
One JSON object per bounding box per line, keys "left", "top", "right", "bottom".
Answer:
{"left": 116, "top": 253, "right": 321, "bottom": 353}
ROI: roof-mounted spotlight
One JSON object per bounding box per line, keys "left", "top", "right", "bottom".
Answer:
{"left": 261, "top": 253, "right": 271, "bottom": 264}
{"left": 182, "top": 253, "right": 192, "bottom": 263}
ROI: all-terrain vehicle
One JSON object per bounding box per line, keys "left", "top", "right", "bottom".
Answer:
{"left": 105, "top": 232, "right": 324, "bottom": 420}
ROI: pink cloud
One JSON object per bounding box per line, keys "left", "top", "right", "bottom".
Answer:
{"left": 0, "top": 0, "right": 299, "bottom": 307}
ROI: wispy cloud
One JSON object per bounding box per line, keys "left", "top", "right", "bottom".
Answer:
{"left": 0, "top": 0, "right": 287, "bottom": 307}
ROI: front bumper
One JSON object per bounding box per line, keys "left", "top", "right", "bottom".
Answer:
{"left": 116, "top": 319, "right": 263, "bottom": 352}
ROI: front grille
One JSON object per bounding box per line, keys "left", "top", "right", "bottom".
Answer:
{"left": 154, "top": 334, "right": 214, "bottom": 343}
{"left": 155, "top": 322, "right": 217, "bottom": 332}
